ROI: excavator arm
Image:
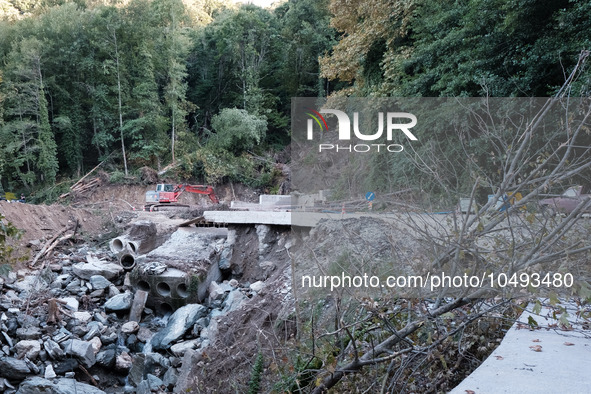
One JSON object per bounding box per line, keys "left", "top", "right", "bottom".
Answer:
{"left": 175, "top": 184, "right": 219, "bottom": 204}
{"left": 144, "top": 183, "right": 219, "bottom": 211}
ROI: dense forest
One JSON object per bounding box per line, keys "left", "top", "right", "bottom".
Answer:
{"left": 0, "top": 0, "right": 590, "bottom": 199}
{"left": 0, "top": 0, "right": 335, "bottom": 198}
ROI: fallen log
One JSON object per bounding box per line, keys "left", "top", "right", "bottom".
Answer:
{"left": 157, "top": 161, "right": 180, "bottom": 176}
{"left": 69, "top": 155, "right": 110, "bottom": 190}
{"left": 59, "top": 178, "right": 101, "bottom": 199}
{"left": 29, "top": 222, "right": 78, "bottom": 267}
{"left": 59, "top": 155, "right": 111, "bottom": 199}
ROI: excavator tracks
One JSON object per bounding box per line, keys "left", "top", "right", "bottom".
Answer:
{"left": 143, "top": 204, "right": 190, "bottom": 212}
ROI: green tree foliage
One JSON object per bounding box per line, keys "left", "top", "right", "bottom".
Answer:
{"left": 322, "top": 0, "right": 591, "bottom": 97}
{"left": 209, "top": 108, "right": 266, "bottom": 154}
{"left": 153, "top": 0, "right": 193, "bottom": 162}
{"left": 187, "top": 5, "right": 282, "bottom": 122}
{"left": 247, "top": 351, "right": 264, "bottom": 394}
{"left": 1, "top": 0, "right": 588, "bottom": 196}
{"left": 180, "top": 107, "right": 273, "bottom": 187}
{"left": 0, "top": 36, "right": 58, "bottom": 187}
{"left": 320, "top": 0, "right": 415, "bottom": 92}
{"left": 187, "top": 0, "right": 334, "bottom": 149}
{"left": 275, "top": 0, "right": 335, "bottom": 98}
{"left": 318, "top": 0, "right": 591, "bottom": 198}
{"left": 0, "top": 213, "right": 22, "bottom": 273}
{"left": 36, "top": 82, "right": 58, "bottom": 183}
{"left": 2, "top": 0, "right": 327, "bottom": 193}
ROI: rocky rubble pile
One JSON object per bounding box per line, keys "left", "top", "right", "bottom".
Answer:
{"left": 0, "top": 242, "right": 262, "bottom": 393}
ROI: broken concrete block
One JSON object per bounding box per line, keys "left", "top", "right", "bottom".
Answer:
{"left": 128, "top": 290, "right": 148, "bottom": 323}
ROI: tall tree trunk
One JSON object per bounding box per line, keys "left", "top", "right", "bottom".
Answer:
{"left": 113, "top": 29, "right": 128, "bottom": 176}
{"left": 171, "top": 108, "right": 175, "bottom": 162}
{"left": 92, "top": 117, "right": 102, "bottom": 157}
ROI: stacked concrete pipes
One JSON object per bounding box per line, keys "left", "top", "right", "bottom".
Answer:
{"left": 131, "top": 266, "right": 197, "bottom": 316}
{"left": 109, "top": 237, "right": 139, "bottom": 270}
{"left": 109, "top": 221, "right": 158, "bottom": 271}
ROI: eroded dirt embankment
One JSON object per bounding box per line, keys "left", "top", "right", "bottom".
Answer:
{"left": 0, "top": 201, "right": 110, "bottom": 256}
{"left": 0, "top": 180, "right": 252, "bottom": 258}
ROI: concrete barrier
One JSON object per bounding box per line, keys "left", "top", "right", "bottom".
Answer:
{"left": 129, "top": 264, "right": 200, "bottom": 316}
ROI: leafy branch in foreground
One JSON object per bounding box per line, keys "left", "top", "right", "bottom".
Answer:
{"left": 297, "top": 52, "right": 591, "bottom": 393}
{"left": 0, "top": 213, "right": 22, "bottom": 274}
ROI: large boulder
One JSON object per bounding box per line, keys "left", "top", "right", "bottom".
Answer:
{"left": 16, "top": 377, "right": 106, "bottom": 394}
{"left": 151, "top": 304, "right": 207, "bottom": 350}
{"left": 53, "top": 359, "right": 78, "bottom": 375}
{"left": 14, "top": 275, "right": 49, "bottom": 294}
{"left": 104, "top": 292, "right": 133, "bottom": 312}
{"left": 137, "top": 374, "right": 164, "bottom": 394}
{"left": 89, "top": 275, "right": 111, "bottom": 290}
{"left": 72, "top": 255, "right": 123, "bottom": 280}
{"left": 0, "top": 357, "right": 32, "bottom": 380}
{"left": 16, "top": 327, "right": 42, "bottom": 340}
{"left": 96, "top": 348, "right": 116, "bottom": 368}
{"left": 63, "top": 339, "right": 95, "bottom": 368}
{"left": 16, "top": 377, "right": 54, "bottom": 394}
{"left": 170, "top": 339, "right": 201, "bottom": 357}
{"left": 162, "top": 367, "right": 179, "bottom": 390}
{"left": 44, "top": 339, "right": 64, "bottom": 360}
{"left": 15, "top": 340, "right": 41, "bottom": 361}
{"left": 222, "top": 289, "right": 247, "bottom": 313}
{"left": 173, "top": 349, "right": 202, "bottom": 394}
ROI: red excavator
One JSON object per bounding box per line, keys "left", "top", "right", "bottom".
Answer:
{"left": 143, "top": 184, "right": 219, "bottom": 211}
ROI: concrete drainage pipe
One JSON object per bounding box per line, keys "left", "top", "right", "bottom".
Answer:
{"left": 126, "top": 240, "right": 140, "bottom": 254}
{"left": 109, "top": 237, "right": 141, "bottom": 255}
{"left": 109, "top": 237, "right": 126, "bottom": 254}
{"left": 119, "top": 253, "right": 136, "bottom": 271}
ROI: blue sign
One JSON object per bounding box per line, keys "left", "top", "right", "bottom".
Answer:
{"left": 365, "top": 192, "right": 376, "bottom": 201}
